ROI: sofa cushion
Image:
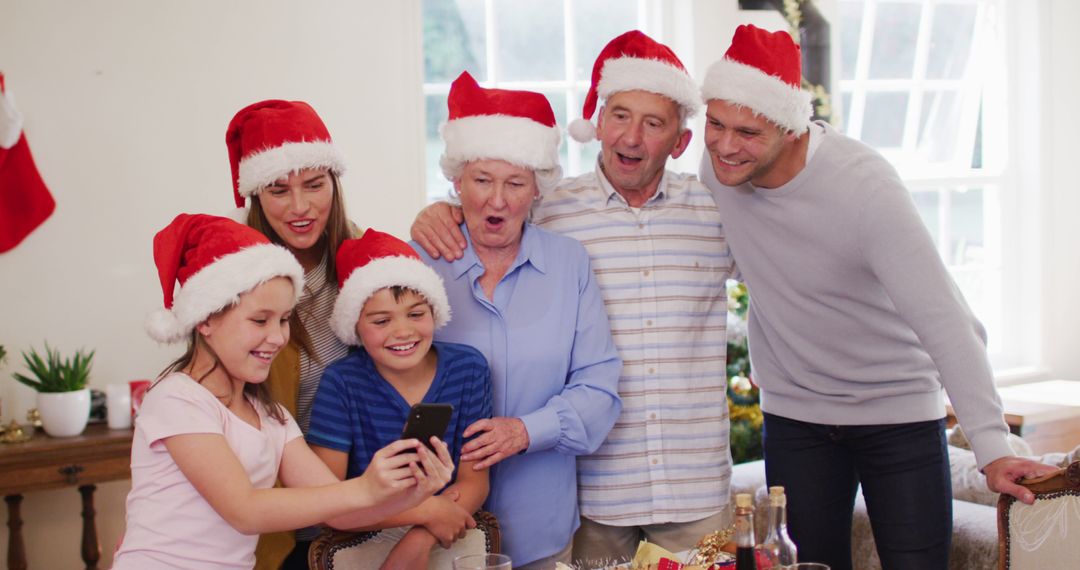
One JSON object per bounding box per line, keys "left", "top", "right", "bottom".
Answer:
{"left": 851, "top": 491, "right": 998, "bottom": 570}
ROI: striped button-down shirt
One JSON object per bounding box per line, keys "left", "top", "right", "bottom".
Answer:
{"left": 533, "top": 165, "right": 735, "bottom": 526}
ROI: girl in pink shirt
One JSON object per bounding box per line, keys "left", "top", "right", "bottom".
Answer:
{"left": 112, "top": 214, "right": 454, "bottom": 570}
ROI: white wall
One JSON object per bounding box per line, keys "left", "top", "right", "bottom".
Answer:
{"left": 1, "top": 0, "right": 1078, "bottom": 567}
{"left": 0, "top": 1, "right": 425, "bottom": 567}
{"left": 1041, "top": 0, "right": 1080, "bottom": 382}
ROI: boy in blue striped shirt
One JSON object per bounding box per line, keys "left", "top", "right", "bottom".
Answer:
{"left": 307, "top": 229, "right": 493, "bottom": 568}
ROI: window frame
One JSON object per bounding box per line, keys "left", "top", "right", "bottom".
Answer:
{"left": 837, "top": 0, "right": 1038, "bottom": 373}
{"left": 420, "top": 0, "right": 664, "bottom": 202}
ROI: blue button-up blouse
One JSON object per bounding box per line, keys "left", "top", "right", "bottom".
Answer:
{"left": 413, "top": 223, "right": 622, "bottom": 566}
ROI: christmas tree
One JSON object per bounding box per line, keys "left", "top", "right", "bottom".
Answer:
{"left": 727, "top": 282, "right": 762, "bottom": 463}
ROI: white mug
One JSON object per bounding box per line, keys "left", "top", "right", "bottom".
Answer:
{"left": 106, "top": 383, "right": 132, "bottom": 429}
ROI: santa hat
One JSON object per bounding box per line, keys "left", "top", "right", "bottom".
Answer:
{"left": 225, "top": 100, "right": 347, "bottom": 208}
{"left": 568, "top": 30, "right": 700, "bottom": 143}
{"left": 330, "top": 229, "right": 451, "bottom": 346}
{"left": 439, "top": 71, "right": 561, "bottom": 181}
{"left": 700, "top": 24, "right": 813, "bottom": 133}
{"left": 146, "top": 213, "right": 305, "bottom": 344}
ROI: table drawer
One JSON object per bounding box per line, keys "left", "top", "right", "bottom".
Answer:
{"left": 0, "top": 455, "right": 130, "bottom": 495}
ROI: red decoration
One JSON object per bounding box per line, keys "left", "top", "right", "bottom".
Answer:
{"left": 0, "top": 72, "right": 56, "bottom": 253}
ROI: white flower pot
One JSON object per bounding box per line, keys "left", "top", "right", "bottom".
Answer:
{"left": 37, "top": 388, "right": 91, "bottom": 437}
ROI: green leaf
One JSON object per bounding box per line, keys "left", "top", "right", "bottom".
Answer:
{"left": 11, "top": 344, "right": 94, "bottom": 393}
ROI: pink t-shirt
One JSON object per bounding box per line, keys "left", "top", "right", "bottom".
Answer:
{"left": 112, "top": 373, "right": 302, "bottom": 570}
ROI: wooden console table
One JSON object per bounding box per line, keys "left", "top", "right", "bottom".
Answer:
{"left": 948, "top": 379, "right": 1080, "bottom": 455}
{"left": 0, "top": 423, "right": 132, "bottom": 570}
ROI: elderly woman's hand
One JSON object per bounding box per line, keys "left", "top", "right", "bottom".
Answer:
{"left": 460, "top": 417, "right": 530, "bottom": 470}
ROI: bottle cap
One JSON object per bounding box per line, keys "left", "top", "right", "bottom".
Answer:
{"left": 736, "top": 493, "right": 753, "bottom": 508}
{"left": 769, "top": 486, "right": 785, "bottom": 495}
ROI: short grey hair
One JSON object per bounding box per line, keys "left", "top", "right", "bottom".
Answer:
{"left": 440, "top": 155, "right": 563, "bottom": 195}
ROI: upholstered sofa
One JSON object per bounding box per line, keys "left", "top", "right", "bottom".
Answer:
{"left": 728, "top": 431, "right": 1074, "bottom": 570}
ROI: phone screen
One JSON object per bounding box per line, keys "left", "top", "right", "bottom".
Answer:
{"left": 400, "top": 403, "right": 453, "bottom": 451}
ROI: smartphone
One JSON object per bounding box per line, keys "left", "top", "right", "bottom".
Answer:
{"left": 400, "top": 403, "right": 453, "bottom": 452}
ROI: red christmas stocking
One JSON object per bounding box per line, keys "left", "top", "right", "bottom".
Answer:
{"left": 0, "top": 72, "right": 55, "bottom": 253}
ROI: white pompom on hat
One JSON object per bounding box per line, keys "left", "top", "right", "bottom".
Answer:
{"left": 146, "top": 214, "right": 305, "bottom": 344}
{"left": 225, "top": 100, "right": 347, "bottom": 208}
{"left": 330, "top": 229, "right": 451, "bottom": 347}
{"left": 568, "top": 30, "right": 700, "bottom": 143}
{"left": 700, "top": 24, "right": 813, "bottom": 134}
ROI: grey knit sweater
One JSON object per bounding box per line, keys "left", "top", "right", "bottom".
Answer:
{"left": 699, "top": 121, "right": 1012, "bottom": 468}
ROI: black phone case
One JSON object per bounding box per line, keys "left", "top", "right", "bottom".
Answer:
{"left": 400, "top": 403, "right": 453, "bottom": 451}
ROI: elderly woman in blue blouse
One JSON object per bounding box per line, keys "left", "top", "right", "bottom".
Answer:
{"left": 413, "top": 71, "right": 622, "bottom": 569}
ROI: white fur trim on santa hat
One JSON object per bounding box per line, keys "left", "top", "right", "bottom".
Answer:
{"left": 0, "top": 88, "right": 23, "bottom": 150}
{"left": 145, "top": 243, "right": 305, "bottom": 344}
{"left": 330, "top": 256, "right": 452, "bottom": 347}
{"left": 237, "top": 140, "right": 346, "bottom": 199}
{"left": 701, "top": 58, "right": 813, "bottom": 134}
{"left": 597, "top": 56, "right": 701, "bottom": 119}
{"left": 440, "top": 115, "right": 561, "bottom": 177}
{"left": 226, "top": 207, "right": 249, "bottom": 224}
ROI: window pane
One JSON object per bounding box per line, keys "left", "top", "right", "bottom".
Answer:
{"left": 972, "top": 104, "right": 983, "bottom": 169}
{"left": 573, "top": 1, "right": 639, "bottom": 81}
{"left": 423, "top": 0, "right": 487, "bottom": 82}
{"left": 953, "top": 267, "right": 995, "bottom": 335}
{"left": 571, "top": 88, "right": 600, "bottom": 175}
{"left": 917, "top": 90, "right": 963, "bottom": 162}
{"left": 494, "top": 0, "right": 565, "bottom": 81}
{"left": 425, "top": 94, "right": 452, "bottom": 202}
{"left": 862, "top": 91, "right": 909, "bottom": 148}
{"left": 926, "top": 3, "right": 977, "bottom": 80}
{"left": 868, "top": 2, "right": 921, "bottom": 79}
{"left": 839, "top": 0, "right": 864, "bottom": 80}
{"left": 543, "top": 90, "right": 568, "bottom": 130}
{"left": 542, "top": 90, "right": 570, "bottom": 170}
{"left": 949, "top": 187, "right": 985, "bottom": 266}
{"left": 577, "top": 141, "right": 601, "bottom": 175}
{"left": 841, "top": 91, "right": 852, "bottom": 134}
{"left": 911, "top": 190, "right": 940, "bottom": 247}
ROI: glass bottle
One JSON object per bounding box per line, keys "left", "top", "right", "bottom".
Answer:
{"left": 756, "top": 486, "right": 798, "bottom": 568}
{"left": 734, "top": 493, "right": 758, "bottom": 570}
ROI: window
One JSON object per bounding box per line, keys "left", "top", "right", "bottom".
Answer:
{"left": 421, "top": 0, "right": 655, "bottom": 202}
{"left": 838, "top": 0, "right": 1031, "bottom": 370}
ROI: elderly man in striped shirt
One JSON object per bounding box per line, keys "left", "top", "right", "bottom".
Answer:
{"left": 412, "top": 31, "right": 735, "bottom": 566}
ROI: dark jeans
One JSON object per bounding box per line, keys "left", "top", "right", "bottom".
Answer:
{"left": 762, "top": 413, "right": 952, "bottom": 570}
{"left": 279, "top": 540, "right": 311, "bottom": 570}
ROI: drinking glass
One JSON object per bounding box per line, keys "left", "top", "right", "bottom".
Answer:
{"left": 105, "top": 383, "right": 131, "bottom": 429}
{"left": 452, "top": 553, "right": 512, "bottom": 570}
{"left": 784, "top": 563, "right": 831, "bottom": 570}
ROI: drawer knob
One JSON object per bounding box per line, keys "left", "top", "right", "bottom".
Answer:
{"left": 59, "top": 464, "right": 85, "bottom": 484}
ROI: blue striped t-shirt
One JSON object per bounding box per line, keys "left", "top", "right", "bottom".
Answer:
{"left": 306, "top": 341, "right": 493, "bottom": 481}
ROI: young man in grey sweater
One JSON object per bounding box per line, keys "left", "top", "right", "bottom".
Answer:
{"left": 697, "top": 24, "right": 1055, "bottom": 570}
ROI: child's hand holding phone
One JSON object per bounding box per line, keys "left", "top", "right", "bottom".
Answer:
{"left": 359, "top": 436, "right": 455, "bottom": 516}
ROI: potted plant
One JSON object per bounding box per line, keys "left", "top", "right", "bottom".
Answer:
{"left": 13, "top": 344, "right": 95, "bottom": 437}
